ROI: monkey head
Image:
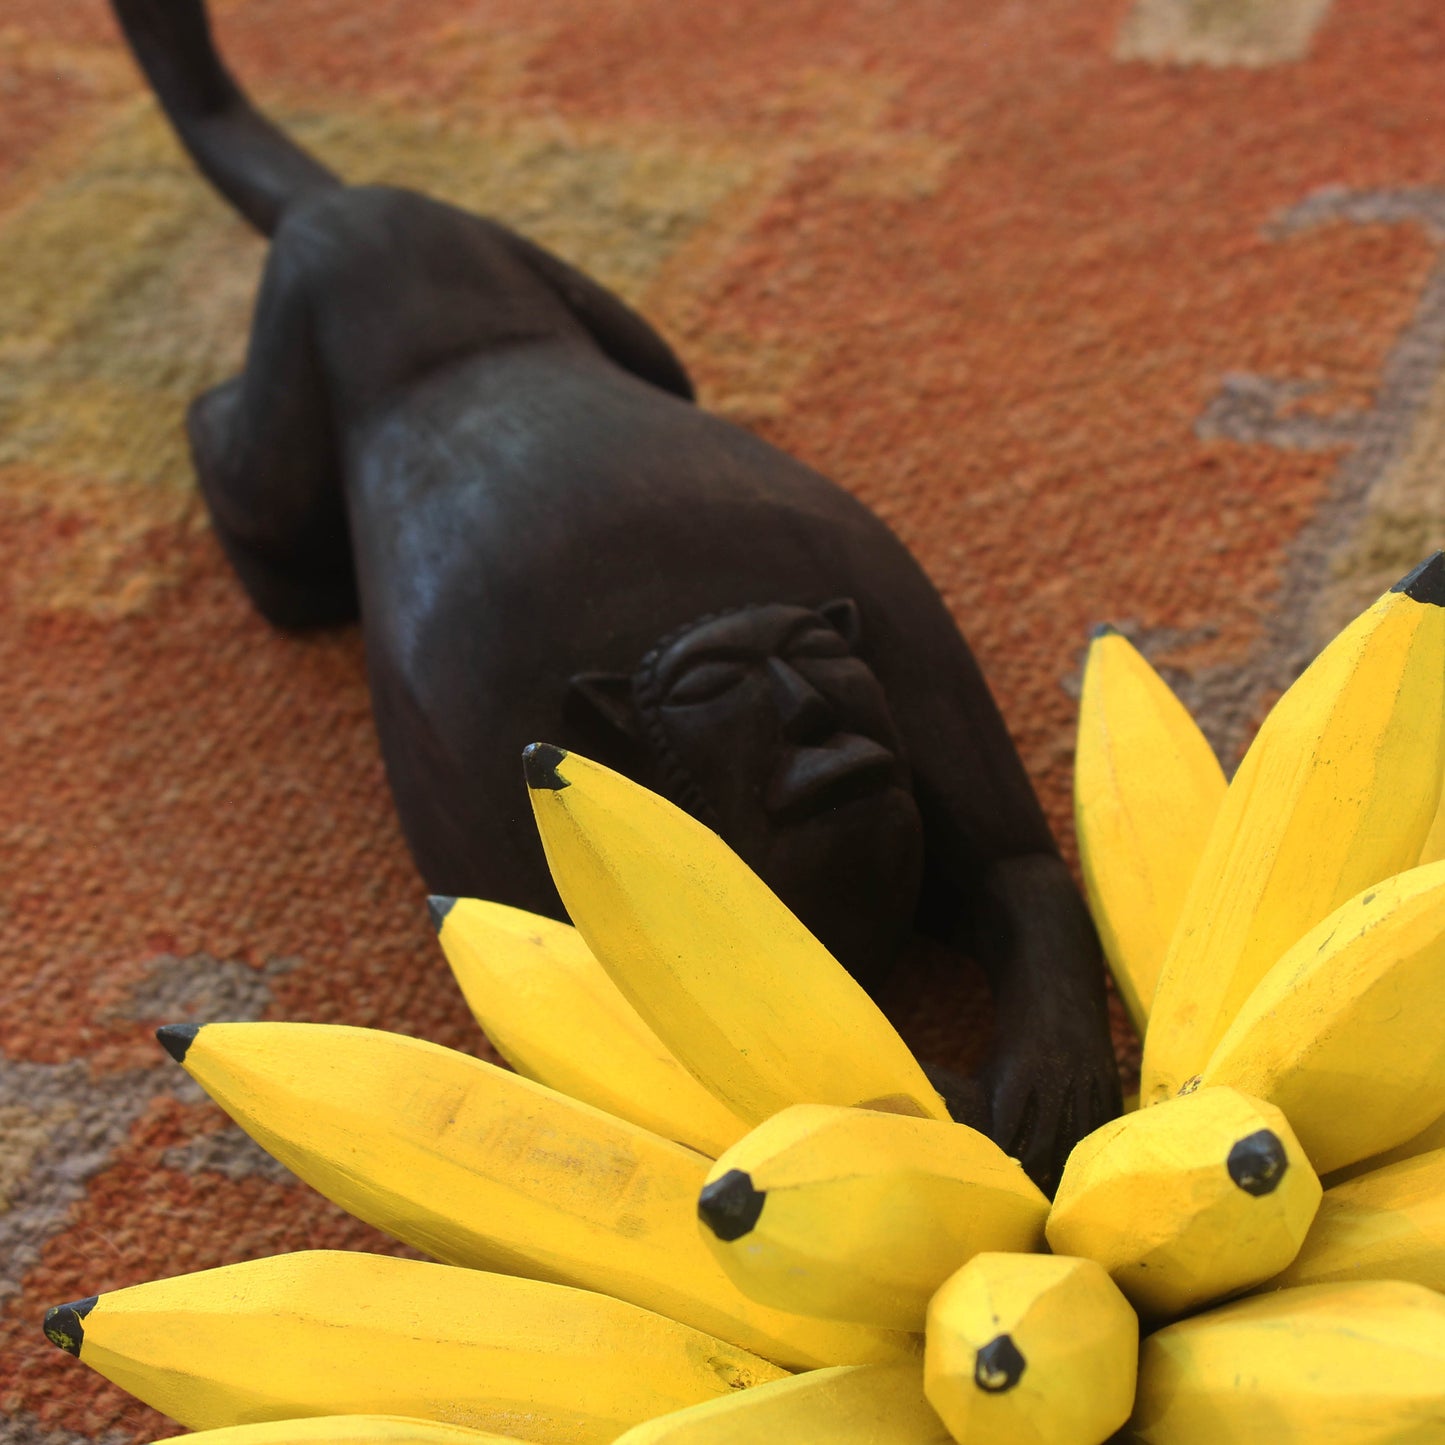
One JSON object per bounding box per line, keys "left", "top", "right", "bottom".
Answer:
{"left": 569, "top": 600, "right": 925, "bottom": 990}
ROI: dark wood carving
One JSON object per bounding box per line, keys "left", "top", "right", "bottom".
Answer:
{"left": 109, "top": 0, "right": 1120, "bottom": 1189}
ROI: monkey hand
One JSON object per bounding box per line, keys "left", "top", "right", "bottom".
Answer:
{"left": 980, "top": 992, "right": 1121, "bottom": 1198}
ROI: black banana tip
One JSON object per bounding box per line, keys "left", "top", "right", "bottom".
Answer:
{"left": 427, "top": 896, "right": 457, "bottom": 933}
{"left": 155, "top": 1022, "right": 200, "bottom": 1064}
{"left": 697, "top": 1169, "right": 766, "bottom": 1242}
{"left": 1228, "top": 1128, "right": 1288, "bottom": 1197}
{"left": 1089, "top": 622, "right": 1120, "bottom": 640}
{"left": 974, "top": 1333, "right": 1027, "bottom": 1393}
{"left": 43, "top": 1297, "right": 97, "bottom": 1357}
{"left": 1391, "top": 551, "right": 1445, "bottom": 605}
{"left": 523, "top": 742, "right": 570, "bottom": 791}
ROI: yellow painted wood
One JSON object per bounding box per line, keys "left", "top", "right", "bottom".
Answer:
{"left": 1268, "top": 1148, "right": 1445, "bottom": 1293}
{"left": 1325, "top": 1108, "right": 1445, "bottom": 1185}
{"left": 1141, "top": 574, "right": 1445, "bottom": 1103}
{"left": 159, "top": 1419, "right": 529, "bottom": 1445}
{"left": 699, "top": 1104, "right": 1047, "bottom": 1332}
{"left": 436, "top": 898, "right": 748, "bottom": 1157}
{"left": 1417, "top": 772, "right": 1445, "bottom": 865}
{"left": 525, "top": 748, "right": 947, "bottom": 1124}
{"left": 62, "top": 1251, "right": 787, "bottom": 1445}
{"left": 170, "top": 1022, "right": 910, "bottom": 1371}
{"left": 1074, "top": 629, "right": 1225, "bottom": 1035}
{"left": 1129, "top": 1281, "right": 1445, "bottom": 1443}
{"left": 611, "top": 1365, "right": 952, "bottom": 1445}
{"left": 1200, "top": 861, "right": 1445, "bottom": 1174}
{"left": 1046, "top": 1086, "right": 1320, "bottom": 1322}
{"left": 924, "top": 1253, "right": 1137, "bottom": 1445}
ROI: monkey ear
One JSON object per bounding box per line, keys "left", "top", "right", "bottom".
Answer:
{"left": 567, "top": 671, "right": 641, "bottom": 743}
{"left": 817, "top": 597, "right": 863, "bottom": 648}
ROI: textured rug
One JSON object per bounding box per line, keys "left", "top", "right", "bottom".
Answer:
{"left": 5, "top": 0, "right": 1445, "bottom": 1439}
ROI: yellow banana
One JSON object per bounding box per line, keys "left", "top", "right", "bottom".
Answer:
{"left": 696, "top": 1104, "right": 1047, "bottom": 1331}
{"left": 611, "top": 1364, "right": 951, "bottom": 1445}
{"left": 1142, "top": 557, "right": 1445, "bottom": 1103}
{"left": 523, "top": 744, "right": 947, "bottom": 1125}
{"left": 1129, "top": 1280, "right": 1445, "bottom": 1444}
{"left": 1074, "top": 626, "right": 1225, "bottom": 1034}
{"left": 138, "top": 1419, "right": 529, "bottom": 1445}
{"left": 1419, "top": 793, "right": 1445, "bottom": 865}
{"left": 1268, "top": 1148, "right": 1444, "bottom": 1293}
{"left": 1327, "top": 1108, "right": 1445, "bottom": 1185}
{"left": 41, "top": 1251, "right": 787, "bottom": 1445}
{"left": 1201, "top": 862, "right": 1445, "bottom": 1173}
{"left": 431, "top": 896, "right": 747, "bottom": 1157}
{"left": 1045, "top": 1086, "right": 1320, "bottom": 1321}
{"left": 1419, "top": 735, "right": 1445, "bottom": 864}
{"left": 155, "top": 1021, "right": 909, "bottom": 1370}
{"left": 924, "top": 1252, "right": 1137, "bottom": 1445}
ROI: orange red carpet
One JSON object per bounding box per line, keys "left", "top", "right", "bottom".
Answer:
{"left": 3, "top": 1, "right": 1443, "bottom": 1438}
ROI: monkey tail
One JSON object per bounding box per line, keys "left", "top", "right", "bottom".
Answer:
{"left": 110, "top": 0, "right": 341, "bottom": 236}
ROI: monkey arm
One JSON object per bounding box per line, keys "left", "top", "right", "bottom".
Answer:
{"left": 875, "top": 604, "right": 1119, "bottom": 1190}
{"left": 968, "top": 853, "right": 1120, "bottom": 1129}
{"left": 919, "top": 811, "right": 1122, "bottom": 1194}
{"left": 912, "top": 745, "right": 1113, "bottom": 1063}
{"left": 917, "top": 803, "right": 1121, "bottom": 1192}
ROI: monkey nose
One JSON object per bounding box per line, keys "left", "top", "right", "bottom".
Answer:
{"left": 767, "top": 658, "right": 834, "bottom": 740}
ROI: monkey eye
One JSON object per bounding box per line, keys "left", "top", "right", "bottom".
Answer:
{"left": 664, "top": 660, "right": 748, "bottom": 706}
{"left": 786, "top": 628, "right": 850, "bottom": 660}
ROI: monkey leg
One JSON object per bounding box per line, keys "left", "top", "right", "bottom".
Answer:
{"left": 188, "top": 228, "right": 356, "bottom": 629}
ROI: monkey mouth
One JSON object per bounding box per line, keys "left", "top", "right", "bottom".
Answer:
{"left": 764, "top": 734, "right": 901, "bottom": 821}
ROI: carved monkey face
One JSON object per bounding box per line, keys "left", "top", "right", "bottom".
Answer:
{"left": 572, "top": 600, "right": 925, "bottom": 988}
{"left": 645, "top": 600, "right": 908, "bottom": 826}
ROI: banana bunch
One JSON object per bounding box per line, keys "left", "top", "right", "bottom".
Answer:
{"left": 1064, "top": 554, "right": 1445, "bottom": 1437}
{"left": 148, "top": 1018, "right": 905, "bottom": 1369}
{"left": 681, "top": 552, "right": 1445, "bottom": 1437}
{"left": 42, "top": 741, "right": 956, "bottom": 1442}
{"left": 1134, "top": 559, "right": 1445, "bottom": 1102}
{"left": 40, "top": 557, "right": 1445, "bottom": 1445}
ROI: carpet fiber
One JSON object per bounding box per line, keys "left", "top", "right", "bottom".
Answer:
{"left": 5, "top": 1, "right": 1445, "bottom": 1438}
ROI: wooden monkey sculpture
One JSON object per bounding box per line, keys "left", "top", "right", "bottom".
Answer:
{"left": 111, "top": 0, "right": 1120, "bottom": 1189}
